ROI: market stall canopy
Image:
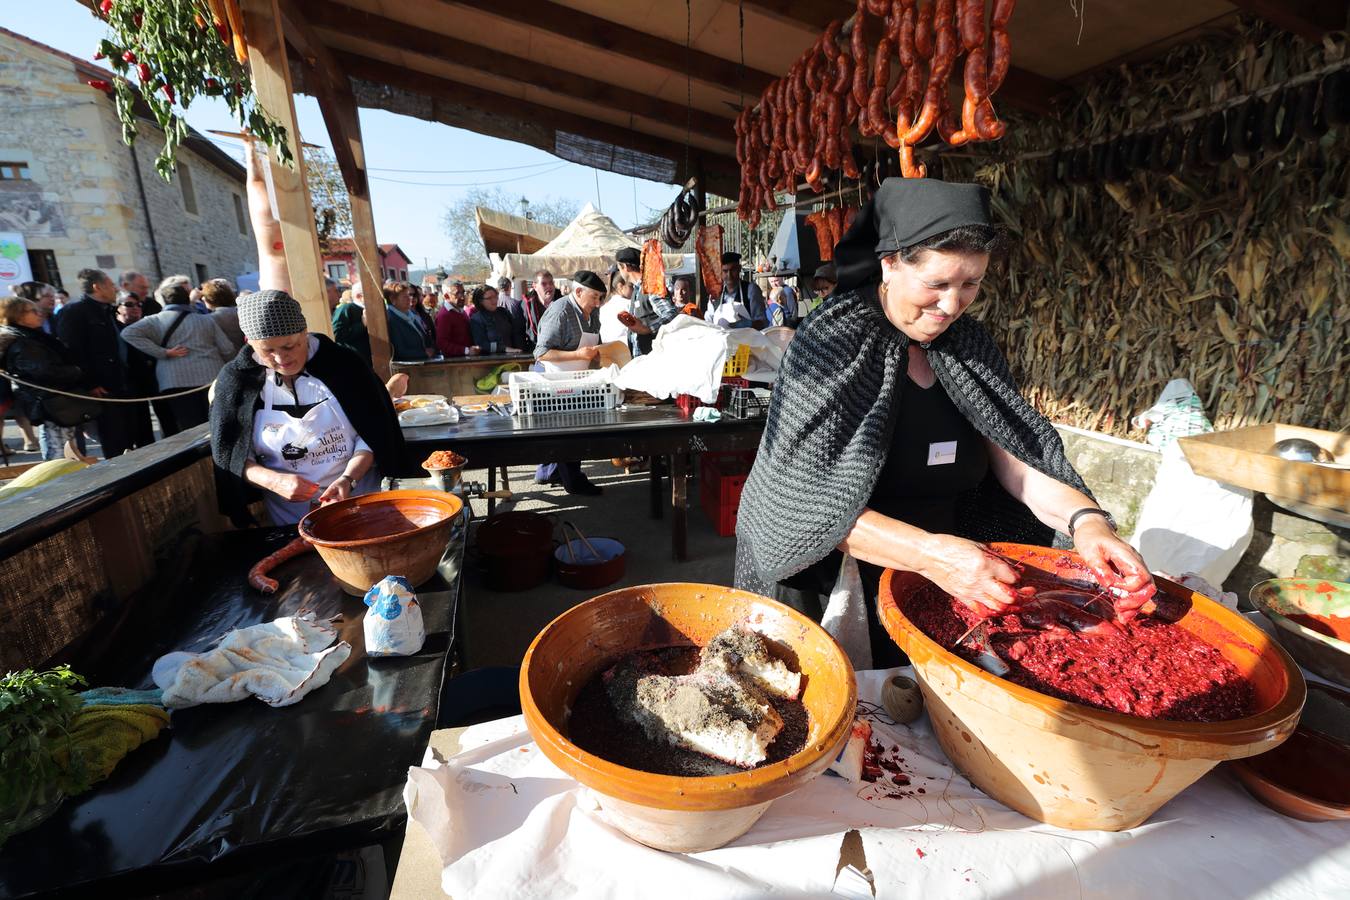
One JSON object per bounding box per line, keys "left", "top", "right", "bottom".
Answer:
{"left": 475, "top": 206, "right": 564, "bottom": 257}
{"left": 497, "top": 203, "right": 684, "bottom": 280}
{"left": 269, "top": 0, "right": 1340, "bottom": 200}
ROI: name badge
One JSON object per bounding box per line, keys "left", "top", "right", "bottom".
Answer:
{"left": 927, "top": 441, "right": 958, "bottom": 466}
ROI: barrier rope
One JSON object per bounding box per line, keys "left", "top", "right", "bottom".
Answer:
{"left": 0, "top": 370, "right": 212, "bottom": 403}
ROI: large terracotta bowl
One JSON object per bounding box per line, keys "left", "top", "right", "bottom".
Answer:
{"left": 520, "top": 583, "right": 857, "bottom": 852}
{"left": 878, "top": 543, "right": 1306, "bottom": 831}
{"left": 299, "top": 489, "right": 462, "bottom": 595}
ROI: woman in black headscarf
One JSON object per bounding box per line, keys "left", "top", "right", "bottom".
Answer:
{"left": 734, "top": 179, "right": 1153, "bottom": 666}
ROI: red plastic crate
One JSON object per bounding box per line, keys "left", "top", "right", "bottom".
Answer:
{"left": 700, "top": 453, "right": 752, "bottom": 537}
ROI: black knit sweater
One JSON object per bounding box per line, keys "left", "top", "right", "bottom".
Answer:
{"left": 210, "top": 334, "right": 408, "bottom": 527}
{"left": 733, "top": 282, "right": 1090, "bottom": 595}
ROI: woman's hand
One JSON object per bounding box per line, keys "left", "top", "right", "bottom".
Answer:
{"left": 385, "top": 373, "right": 409, "bottom": 399}
{"left": 917, "top": 535, "right": 1026, "bottom": 615}
{"left": 1073, "top": 517, "right": 1156, "bottom": 620}
{"left": 318, "top": 475, "right": 352, "bottom": 505}
{"left": 268, "top": 471, "right": 321, "bottom": 503}
{"left": 165, "top": 345, "right": 190, "bottom": 358}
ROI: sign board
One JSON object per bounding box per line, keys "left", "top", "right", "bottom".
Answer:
{"left": 0, "top": 232, "right": 34, "bottom": 291}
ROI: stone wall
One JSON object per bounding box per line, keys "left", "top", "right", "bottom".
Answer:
{"left": 1, "top": 30, "right": 256, "bottom": 290}
{"left": 1054, "top": 426, "right": 1350, "bottom": 598}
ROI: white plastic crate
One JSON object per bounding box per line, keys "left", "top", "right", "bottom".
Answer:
{"left": 507, "top": 367, "right": 623, "bottom": 416}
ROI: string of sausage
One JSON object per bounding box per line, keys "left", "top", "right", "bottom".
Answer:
{"left": 248, "top": 536, "right": 314, "bottom": 594}
{"left": 737, "top": 0, "right": 1015, "bottom": 221}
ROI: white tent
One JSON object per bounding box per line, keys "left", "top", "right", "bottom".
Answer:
{"left": 496, "top": 203, "right": 684, "bottom": 280}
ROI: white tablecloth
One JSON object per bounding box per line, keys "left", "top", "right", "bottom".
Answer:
{"left": 404, "top": 669, "right": 1350, "bottom": 899}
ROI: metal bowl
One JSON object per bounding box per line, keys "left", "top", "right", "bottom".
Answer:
{"left": 1268, "top": 438, "right": 1334, "bottom": 463}
{"left": 1250, "top": 579, "right": 1350, "bottom": 688}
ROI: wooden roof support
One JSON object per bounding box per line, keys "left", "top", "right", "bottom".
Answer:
{"left": 278, "top": 0, "right": 390, "bottom": 376}
{"left": 737, "top": 0, "right": 1068, "bottom": 115}
{"left": 239, "top": 0, "right": 331, "bottom": 337}
{"left": 299, "top": 0, "right": 736, "bottom": 140}
{"left": 1225, "top": 0, "right": 1346, "bottom": 42}
{"left": 330, "top": 51, "right": 742, "bottom": 196}
{"left": 431, "top": 0, "right": 776, "bottom": 95}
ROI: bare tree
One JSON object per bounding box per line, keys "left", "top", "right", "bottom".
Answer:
{"left": 305, "top": 147, "right": 353, "bottom": 252}
{"left": 442, "top": 187, "right": 577, "bottom": 273}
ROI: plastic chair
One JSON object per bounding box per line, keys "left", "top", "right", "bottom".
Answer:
{"left": 436, "top": 666, "right": 522, "bottom": 728}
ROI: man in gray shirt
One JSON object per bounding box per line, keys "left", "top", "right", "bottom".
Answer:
{"left": 531, "top": 270, "right": 605, "bottom": 495}
{"left": 121, "top": 277, "right": 235, "bottom": 436}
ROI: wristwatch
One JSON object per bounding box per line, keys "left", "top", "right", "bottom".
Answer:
{"left": 1067, "top": 507, "right": 1116, "bottom": 537}
{"left": 336, "top": 474, "right": 356, "bottom": 489}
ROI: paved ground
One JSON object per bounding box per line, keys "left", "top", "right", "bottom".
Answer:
{"left": 453, "top": 460, "right": 738, "bottom": 669}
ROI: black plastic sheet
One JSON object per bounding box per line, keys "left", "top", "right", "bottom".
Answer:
{"left": 0, "top": 515, "right": 464, "bottom": 899}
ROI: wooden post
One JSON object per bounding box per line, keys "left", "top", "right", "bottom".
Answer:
{"left": 327, "top": 89, "right": 391, "bottom": 378}
{"left": 239, "top": 0, "right": 332, "bottom": 336}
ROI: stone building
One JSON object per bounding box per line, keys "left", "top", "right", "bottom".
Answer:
{"left": 1, "top": 26, "right": 257, "bottom": 292}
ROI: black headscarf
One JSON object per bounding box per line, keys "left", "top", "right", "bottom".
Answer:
{"left": 835, "top": 179, "right": 992, "bottom": 292}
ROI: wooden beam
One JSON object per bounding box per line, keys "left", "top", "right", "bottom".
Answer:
{"left": 433, "top": 0, "right": 775, "bottom": 95}
{"left": 330, "top": 51, "right": 741, "bottom": 192}
{"left": 239, "top": 0, "right": 331, "bottom": 337}
{"left": 300, "top": 0, "right": 735, "bottom": 141}
{"left": 1225, "top": 0, "right": 1345, "bottom": 41}
{"left": 279, "top": 1, "right": 364, "bottom": 196}
{"left": 738, "top": 0, "right": 1067, "bottom": 115}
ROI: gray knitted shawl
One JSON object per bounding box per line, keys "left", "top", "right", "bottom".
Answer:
{"left": 733, "top": 282, "right": 1089, "bottom": 594}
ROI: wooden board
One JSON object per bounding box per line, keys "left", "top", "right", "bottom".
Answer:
{"left": 1178, "top": 424, "right": 1350, "bottom": 511}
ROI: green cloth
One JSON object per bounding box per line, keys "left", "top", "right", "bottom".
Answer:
{"left": 332, "top": 302, "right": 371, "bottom": 365}
{"left": 79, "top": 687, "right": 164, "bottom": 707}
{"left": 58, "top": 704, "right": 169, "bottom": 789}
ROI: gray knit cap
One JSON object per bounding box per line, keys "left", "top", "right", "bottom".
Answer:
{"left": 238, "top": 289, "right": 308, "bottom": 340}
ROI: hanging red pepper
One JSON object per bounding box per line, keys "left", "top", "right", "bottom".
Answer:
{"left": 87, "top": 79, "right": 112, "bottom": 92}
{"left": 161, "top": 83, "right": 176, "bottom": 104}
{"left": 122, "top": 49, "right": 137, "bottom": 64}
{"left": 99, "top": 0, "right": 114, "bottom": 17}
{"left": 132, "top": 11, "right": 143, "bottom": 28}
{"left": 137, "top": 63, "right": 152, "bottom": 82}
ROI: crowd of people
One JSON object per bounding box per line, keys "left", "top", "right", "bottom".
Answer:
{"left": 1, "top": 268, "right": 245, "bottom": 460}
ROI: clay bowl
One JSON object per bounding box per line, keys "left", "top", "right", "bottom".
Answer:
{"left": 520, "top": 583, "right": 856, "bottom": 853}
{"left": 1230, "top": 682, "right": 1350, "bottom": 821}
{"left": 299, "top": 489, "right": 462, "bottom": 595}
{"left": 878, "top": 543, "right": 1306, "bottom": 831}
{"left": 1250, "top": 579, "right": 1350, "bottom": 689}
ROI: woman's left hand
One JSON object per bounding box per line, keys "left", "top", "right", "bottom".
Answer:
{"left": 1072, "top": 517, "right": 1156, "bottom": 620}
{"left": 318, "top": 476, "right": 353, "bottom": 505}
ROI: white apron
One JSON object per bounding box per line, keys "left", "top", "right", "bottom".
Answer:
{"left": 253, "top": 374, "right": 380, "bottom": 525}
{"left": 709, "top": 291, "right": 751, "bottom": 328}
{"left": 540, "top": 304, "right": 600, "bottom": 373}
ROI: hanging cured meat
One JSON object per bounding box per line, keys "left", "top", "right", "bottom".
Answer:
{"left": 696, "top": 225, "right": 724, "bottom": 297}
{"left": 641, "top": 239, "right": 666, "bottom": 296}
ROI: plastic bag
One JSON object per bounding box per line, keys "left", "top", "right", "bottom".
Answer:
{"left": 822, "top": 555, "right": 872, "bottom": 670}
{"left": 362, "top": 576, "right": 426, "bottom": 657}
{"left": 1130, "top": 442, "right": 1254, "bottom": 587}
{"left": 1130, "top": 378, "right": 1213, "bottom": 450}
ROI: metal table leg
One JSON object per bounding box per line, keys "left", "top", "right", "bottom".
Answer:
{"left": 487, "top": 466, "right": 497, "bottom": 517}
{"left": 671, "top": 452, "right": 689, "bottom": 562}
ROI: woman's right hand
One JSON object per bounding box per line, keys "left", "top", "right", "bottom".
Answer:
{"left": 916, "top": 535, "right": 1024, "bottom": 615}
{"left": 267, "top": 471, "right": 321, "bottom": 503}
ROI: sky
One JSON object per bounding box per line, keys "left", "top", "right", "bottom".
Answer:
{"left": 8, "top": 1, "right": 685, "bottom": 268}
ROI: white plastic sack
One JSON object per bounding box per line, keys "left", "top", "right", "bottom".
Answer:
{"left": 363, "top": 575, "right": 426, "bottom": 657}
{"left": 1130, "top": 442, "right": 1253, "bottom": 587}
{"left": 821, "top": 554, "right": 872, "bottom": 670}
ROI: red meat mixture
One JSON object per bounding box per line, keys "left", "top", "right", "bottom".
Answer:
{"left": 902, "top": 584, "right": 1257, "bottom": 722}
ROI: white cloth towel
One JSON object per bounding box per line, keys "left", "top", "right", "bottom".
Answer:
{"left": 616, "top": 316, "right": 783, "bottom": 403}
{"left": 152, "top": 613, "right": 351, "bottom": 709}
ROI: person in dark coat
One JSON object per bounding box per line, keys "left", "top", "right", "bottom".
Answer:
{"left": 384, "top": 281, "right": 432, "bottom": 362}
{"left": 468, "top": 285, "right": 521, "bottom": 354}
{"left": 114, "top": 294, "right": 158, "bottom": 447}
{"left": 0, "top": 297, "right": 98, "bottom": 459}
{"left": 57, "top": 268, "right": 141, "bottom": 458}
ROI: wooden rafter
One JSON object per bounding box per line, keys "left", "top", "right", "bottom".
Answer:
{"left": 1225, "top": 0, "right": 1346, "bottom": 41}
{"left": 298, "top": 0, "right": 736, "bottom": 141}
{"left": 327, "top": 51, "right": 742, "bottom": 196}
{"left": 738, "top": 0, "right": 1068, "bottom": 115}
{"left": 430, "top": 0, "right": 776, "bottom": 95}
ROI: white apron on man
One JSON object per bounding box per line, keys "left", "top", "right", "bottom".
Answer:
{"left": 539, "top": 303, "right": 600, "bottom": 373}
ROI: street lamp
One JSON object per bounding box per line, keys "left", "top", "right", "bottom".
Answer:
{"left": 519, "top": 196, "right": 532, "bottom": 220}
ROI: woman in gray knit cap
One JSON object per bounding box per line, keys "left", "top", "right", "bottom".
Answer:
{"left": 208, "top": 140, "right": 405, "bottom": 528}
{"left": 735, "top": 178, "right": 1153, "bottom": 667}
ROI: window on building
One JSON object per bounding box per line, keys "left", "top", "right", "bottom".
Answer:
{"left": 27, "top": 250, "right": 61, "bottom": 289}
{"left": 96, "top": 254, "right": 116, "bottom": 269}
{"left": 0, "top": 161, "right": 32, "bottom": 180}
{"left": 177, "top": 160, "right": 198, "bottom": 215}
{"left": 195, "top": 263, "right": 209, "bottom": 284}
{"left": 326, "top": 262, "right": 349, "bottom": 282}
{"left": 232, "top": 193, "right": 247, "bottom": 234}
{"left": 400, "top": 269, "right": 407, "bottom": 280}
